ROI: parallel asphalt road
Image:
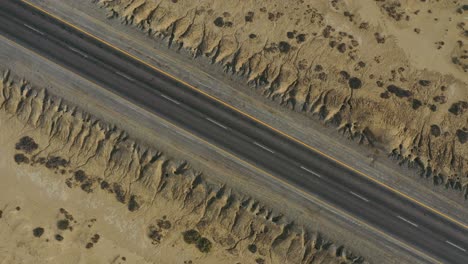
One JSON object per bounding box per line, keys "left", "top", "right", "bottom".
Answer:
{"left": 1, "top": 1, "right": 467, "bottom": 263}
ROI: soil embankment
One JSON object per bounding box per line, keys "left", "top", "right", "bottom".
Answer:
{"left": 96, "top": 0, "right": 468, "bottom": 195}
{"left": 0, "top": 70, "right": 357, "bottom": 263}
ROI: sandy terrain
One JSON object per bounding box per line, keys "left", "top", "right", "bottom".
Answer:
{"left": 96, "top": 0, "right": 468, "bottom": 194}
{"left": 0, "top": 70, "right": 357, "bottom": 263}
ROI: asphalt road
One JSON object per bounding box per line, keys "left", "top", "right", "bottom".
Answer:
{"left": 1, "top": 1, "right": 467, "bottom": 263}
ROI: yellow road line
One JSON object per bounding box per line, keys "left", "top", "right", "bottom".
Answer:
{"left": 0, "top": 34, "right": 443, "bottom": 263}
{"left": 19, "top": 0, "right": 467, "bottom": 231}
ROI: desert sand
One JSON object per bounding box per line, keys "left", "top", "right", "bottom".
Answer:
{"left": 96, "top": 0, "right": 468, "bottom": 194}
{"left": 0, "top": 70, "right": 354, "bottom": 263}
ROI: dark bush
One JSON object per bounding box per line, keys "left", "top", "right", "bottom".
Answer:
{"left": 183, "top": 229, "right": 200, "bottom": 244}
{"left": 113, "top": 183, "right": 126, "bottom": 203}
{"left": 412, "top": 99, "right": 422, "bottom": 110}
{"left": 74, "top": 170, "right": 87, "bottom": 182}
{"left": 337, "top": 43, "right": 347, "bottom": 53}
{"left": 14, "top": 153, "right": 29, "bottom": 164}
{"left": 278, "top": 41, "right": 291, "bottom": 53}
{"left": 100, "top": 180, "right": 110, "bottom": 190}
{"left": 380, "top": 91, "right": 390, "bottom": 99}
{"left": 128, "top": 195, "right": 140, "bottom": 212}
{"left": 57, "top": 219, "right": 69, "bottom": 230}
{"left": 296, "top": 34, "right": 306, "bottom": 43}
{"left": 245, "top": 11, "right": 254, "bottom": 22}
{"left": 387, "top": 84, "right": 412, "bottom": 98}
{"left": 433, "top": 95, "right": 446, "bottom": 104}
{"left": 418, "top": 80, "right": 431, "bottom": 86}
{"left": 148, "top": 227, "right": 162, "bottom": 242}
{"left": 33, "top": 227, "right": 44, "bottom": 237}
{"left": 456, "top": 129, "right": 467, "bottom": 144}
{"left": 81, "top": 180, "right": 94, "bottom": 193}
{"left": 448, "top": 101, "right": 468, "bottom": 116}
{"left": 196, "top": 237, "right": 212, "bottom": 253}
{"left": 339, "top": 71, "right": 350, "bottom": 80}
{"left": 15, "top": 136, "right": 38, "bottom": 153}
{"left": 213, "top": 17, "right": 224, "bottom": 27}
{"left": 248, "top": 244, "right": 257, "bottom": 253}
{"left": 157, "top": 219, "right": 172, "bottom": 229}
{"left": 430, "top": 125, "right": 441, "bottom": 137}
{"left": 318, "top": 72, "right": 327, "bottom": 81}
{"left": 348, "top": 77, "right": 362, "bottom": 89}
{"left": 45, "top": 156, "right": 68, "bottom": 169}
{"left": 91, "top": 234, "right": 100, "bottom": 243}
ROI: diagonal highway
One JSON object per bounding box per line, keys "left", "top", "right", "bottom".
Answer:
{"left": 1, "top": 0, "right": 467, "bottom": 263}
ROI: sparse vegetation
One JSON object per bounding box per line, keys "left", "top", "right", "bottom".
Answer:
{"left": 248, "top": 244, "right": 257, "bottom": 253}
{"left": 14, "top": 153, "right": 29, "bottom": 164}
{"left": 183, "top": 229, "right": 200, "bottom": 244}
{"left": 15, "top": 136, "right": 38, "bottom": 153}
{"left": 113, "top": 183, "right": 126, "bottom": 203}
{"left": 157, "top": 219, "right": 172, "bottom": 229}
{"left": 448, "top": 101, "right": 467, "bottom": 116}
{"left": 255, "top": 258, "right": 265, "bottom": 264}
{"left": 196, "top": 237, "right": 212, "bottom": 253}
{"left": 57, "top": 219, "right": 69, "bottom": 230}
{"left": 74, "top": 170, "right": 87, "bottom": 182}
{"left": 128, "top": 195, "right": 140, "bottom": 211}
{"left": 386, "top": 84, "right": 412, "bottom": 98}
{"left": 183, "top": 229, "right": 212, "bottom": 253}
{"left": 348, "top": 77, "right": 362, "bottom": 89}
{"left": 278, "top": 41, "right": 291, "bottom": 53}
{"left": 32, "top": 227, "right": 44, "bottom": 237}
{"left": 45, "top": 156, "right": 68, "bottom": 169}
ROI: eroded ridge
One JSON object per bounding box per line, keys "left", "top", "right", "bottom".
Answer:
{"left": 0, "top": 70, "right": 362, "bottom": 263}
{"left": 96, "top": 0, "right": 468, "bottom": 195}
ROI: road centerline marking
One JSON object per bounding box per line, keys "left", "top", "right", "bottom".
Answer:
{"left": 445, "top": 240, "right": 466, "bottom": 252}
{"left": 67, "top": 46, "right": 88, "bottom": 58}
{"left": 206, "top": 117, "right": 227, "bottom": 129}
{"left": 160, "top": 94, "right": 180, "bottom": 105}
{"left": 349, "top": 191, "right": 369, "bottom": 202}
{"left": 115, "top": 71, "right": 134, "bottom": 82}
{"left": 23, "top": 23, "right": 44, "bottom": 35}
{"left": 300, "top": 166, "right": 322, "bottom": 178}
{"left": 397, "top": 216, "right": 419, "bottom": 228}
{"left": 253, "top": 142, "right": 275, "bottom": 153}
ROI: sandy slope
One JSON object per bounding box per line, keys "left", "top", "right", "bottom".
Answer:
{"left": 96, "top": 0, "right": 468, "bottom": 194}
{"left": 0, "top": 70, "right": 355, "bottom": 263}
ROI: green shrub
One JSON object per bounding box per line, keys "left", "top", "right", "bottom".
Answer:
{"left": 248, "top": 244, "right": 257, "bottom": 253}
{"left": 196, "top": 237, "right": 212, "bottom": 253}
{"left": 15, "top": 136, "right": 38, "bottom": 153}
{"left": 183, "top": 229, "right": 200, "bottom": 244}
